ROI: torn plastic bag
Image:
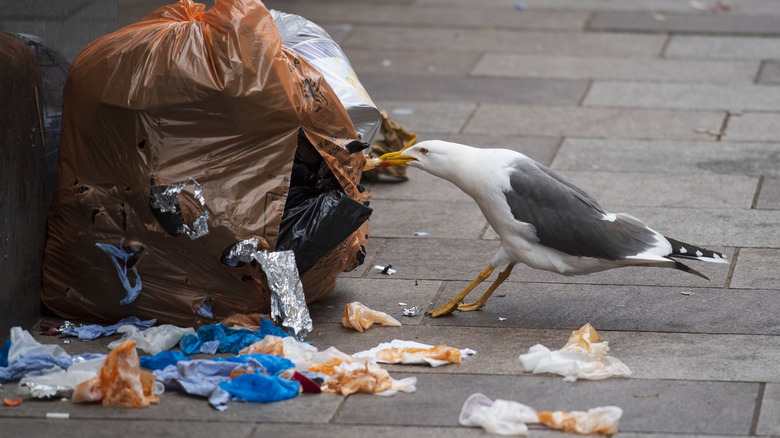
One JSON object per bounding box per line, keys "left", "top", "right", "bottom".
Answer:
{"left": 218, "top": 372, "right": 299, "bottom": 403}
{"left": 41, "top": 0, "right": 371, "bottom": 326}
{"left": 8, "top": 327, "right": 69, "bottom": 363}
{"left": 272, "top": 10, "right": 381, "bottom": 145}
{"left": 179, "top": 322, "right": 288, "bottom": 355}
{"left": 62, "top": 316, "right": 156, "bottom": 342}
{"left": 18, "top": 357, "right": 105, "bottom": 399}
{"left": 354, "top": 339, "right": 476, "bottom": 367}
{"left": 140, "top": 351, "right": 190, "bottom": 370}
{"left": 108, "top": 324, "right": 196, "bottom": 356}
{"left": 459, "top": 393, "right": 538, "bottom": 436}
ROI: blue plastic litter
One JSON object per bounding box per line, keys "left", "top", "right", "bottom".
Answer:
{"left": 218, "top": 372, "right": 299, "bottom": 403}
{"left": 200, "top": 340, "right": 220, "bottom": 355}
{"left": 179, "top": 322, "right": 289, "bottom": 355}
{"left": 0, "top": 340, "right": 10, "bottom": 367}
{"left": 140, "top": 351, "right": 191, "bottom": 370}
{"left": 96, "top": 238, "right": 144, "bottom": 305}
{"left": 217, "top": 354, "right": 295, "bottom": 376}
{"left": 62, "top": 316, "right": 157, "bottom": 341}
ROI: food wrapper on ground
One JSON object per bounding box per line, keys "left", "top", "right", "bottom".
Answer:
{"left": 459, "top": 393, "right": 623, "bottom": 436}
{"left": 41, "top": 0, "right": 371, "bottom": 326}
{"left": 519, "top": 323, "right": 631, "bottom": 381}
{"left": 239, "top": 335, "right": 318, "bottom": 366}
{"left": 318, "top": 360, "right": 416, "bottom": 397}
{"left": 108, "top": 324, "right": 196, "bottom": 356}
{"left": 538, "top": 407, "right": 623, "bottom": 435}
{"left": 19, "top": 357, "right": 104, "bottom": 399}
{"left": 342, "top": 302, "right": 402, "bottom": 332}
{"left": 354, "top": 339, "right": 476, "bottom": 367}
{"left": 73, "top": 340, "right": 161, "bottom": 407}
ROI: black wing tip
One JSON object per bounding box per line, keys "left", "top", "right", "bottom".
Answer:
{"left": 673, "top": 260, "right": 710, "bottom": 281}
{"left": 665, "top": 237, "right": 727, "bottom": 263}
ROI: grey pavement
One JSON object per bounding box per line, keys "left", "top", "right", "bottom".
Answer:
{"left": 2, "top": 0, "right": 780, "bottom": 437}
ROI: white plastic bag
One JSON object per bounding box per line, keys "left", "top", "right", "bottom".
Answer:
{"left": 8, "top": 327, "right": 69, "bottom": 363}
{"left": 107, "top": 324, "right": 195, "bottom": 355}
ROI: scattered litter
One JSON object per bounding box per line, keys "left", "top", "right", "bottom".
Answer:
{"left": 73, "top": 340, "right": 161, "bottom": 408}
{"left": 220, "top": 313, "right": 270, "bottom": 331}
{"left": 403, "top": 306, "right": 424, "bottom": 317}
{"left": 460, "top": 393, "right": 623, "bottom": 436}
{"left": 95, "top": 238, "right": 145, "bottom": 305}
{"left": 342, "top": 302, "right": 402, "bottom": 332}
{"left": 634, "top": 393, "right": 660, "bottom": 399}
{"left": 179, "top": 321, "right": 289, "bottom": 355}
{"left": 391, "top": 108, "right": 414, "bottom": 116}
{"left": 239, "top": 335, "right": 319, "bottom": 366}
{"left": 3, "top": 398, "right": 22, "bottom": 406}
{"left": 61, "top": 316, "right": 156, "bottom": 342}
{"left": 354, "top": 339, "right": 475, "bottom": 367}
{"left": 374, "top": 264, "right": 397, "bottom": 275}
{"left": 108, "top": 324, "right": 195, "bottom": 356}
{"left": 318, "top": 360, "right": 416, "bottom": 396}
{"left": 680, "top": 291, "right": 696, "bottom": 296}
{"left": 46, "top": 412, "right": 70, "bottom": 419}
{"left": 63, "top": 340, "right": 71, "bottom": 344}
{"left": 139, "top": 351, "right": 191, "bottom": 371}
{"left": 8, "top": 326, "right": 69, "bottom": 362}
{"left": 518, "top": 323, "right": 631, "bottom": 381}
{"left": 413, "top": 231, "right": 429, "bottom": 236}
{"left": 398, "top": 302, "right": 408, "bottom": 306}
{"left": 19, "top": 357, "right": 104, "bottom": 399}
{"left": 253, "top": 250, "right": 313, "bottom": 341}
{"left": 498, "top": 317, "right": 507, "bottom": 321}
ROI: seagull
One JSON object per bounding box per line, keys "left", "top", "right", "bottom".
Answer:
{"left": 379, "top": 140, "right": 728, "bottom": 317}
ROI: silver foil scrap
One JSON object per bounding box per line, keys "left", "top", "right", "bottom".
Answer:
{"left": 19, "top": 382, "right": 73, "bottom": 399}
{"left": 253, "top": 250, "right": 313, "bottom": 341}
{"left": 403, "top": 306, "right": 424, "bottom": 317}
{"left": 149, "top": 177, "right": 210, "bottom": 240}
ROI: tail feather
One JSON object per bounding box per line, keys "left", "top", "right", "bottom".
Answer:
{"left": 666, "top": 237, "right": 728, "bottom": 264}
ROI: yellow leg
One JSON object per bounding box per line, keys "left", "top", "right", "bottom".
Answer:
{"left": 427, "top": 265, "right": 495, "bottom": 317}
{"left": 458, "top": 264, "right": 514, "bottom": 311}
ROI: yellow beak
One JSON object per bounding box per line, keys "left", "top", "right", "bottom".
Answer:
{"left": 378, "top": 149, "right": 417, "bottom": 167}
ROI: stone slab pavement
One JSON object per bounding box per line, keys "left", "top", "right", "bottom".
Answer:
{"left": 2, "top": 0, "right": 780, "bottom": 437}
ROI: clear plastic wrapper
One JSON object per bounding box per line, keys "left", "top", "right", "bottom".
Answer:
{"left": 519, "top": 323, "right": 631, "bottom": 381}
{"left": 354, "top": 339, "right": 476, "bottom": 367}
{"left": 538, "top": 406, "right": 623, "bottom": 435}
{"left": 108, "top": 324, "right": 196, "bottom": 356}
{"left": 18, "top": 357, "right": 105, "bottom": 399}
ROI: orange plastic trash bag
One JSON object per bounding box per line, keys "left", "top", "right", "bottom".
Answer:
{"left": 41, "top": 0, "right": 371, "bottom": 326}
{"left": 73, "top": 340, "right": 160, "bottom": 408}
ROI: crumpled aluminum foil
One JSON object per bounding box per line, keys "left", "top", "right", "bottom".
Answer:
{"left": 149, "top": 177, "right": 209, "bottom": 239}
{"left": 403, "top": 306, "right": 424, "bottom": 317}
{"left": 58, "top": 320, "right": 77, "bottom": 333}
{"left": 222, "top": 237, "right": 260, "bottom": 267}
{"left": 253, "top": 250, "right": 313, "bottom": 341}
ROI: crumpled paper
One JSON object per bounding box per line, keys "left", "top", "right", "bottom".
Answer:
{"left": 317, "top": 359, "right": 416, "bottom": 397}
{"left": 354, "top": 339, "right": 476, "bottom": 367}
{"left": 459, "top": 393, "right": 623, "bottom": 436}
{"left": 518, "top": 323, "right": 631, "bottom": 381}
{"left": 342, "top": 302, "right": 401, "bottom": 332}
{"left": 73, "top": 340, "right": 161, "bottom": 407}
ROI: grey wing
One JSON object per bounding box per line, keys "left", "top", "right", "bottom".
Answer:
{"left": 504, "top": 160, "right": 661, "bottom": 260}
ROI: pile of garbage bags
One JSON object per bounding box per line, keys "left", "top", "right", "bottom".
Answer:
{"left": 41, "top": 0, "right": 379, "bottom": 326}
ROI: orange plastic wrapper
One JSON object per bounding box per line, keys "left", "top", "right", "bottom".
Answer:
{"left": 342, "top": 301, "right": 402, "bottom": 332}
{"left": 537, "top": 407, "right": 623, "bottom": 435}
{"left": 561, "top": 323, "right": 609, "bottom": 355}
{"left": 319, "top": 361, "right": 393, "bottom": 396}
{"left": 41, "top": 0, "right": 370, "bottom": 326}
{"left": 3, "top": 398, "right": 22, "bottom": 407}
{"left": 72, "top": 340, "right": 159, "bottom": 407}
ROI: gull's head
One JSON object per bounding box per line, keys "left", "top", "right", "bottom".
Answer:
{"left": 378, "top": 140, "right": 465, "bottom": 177}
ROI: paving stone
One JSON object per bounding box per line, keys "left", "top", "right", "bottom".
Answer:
{"left": 666, "top": 35, "right": 780, "bottom": 60}
{"left": 363, "top": 74, "right": 588, "bottom": 106}
{"left": 425, "top": 282, "right": 780, "bottom": 336}
{"left": 374, "top": 101, "right": 476, "bottom": 134}
{"left": 584, "top": 81, "right": 780, "bottom": 111}
{"left": 758, "top": 60, "right": 780, "bottom": 85}
{"left": 367, "top": 199, "right": 486, "bottom": 239}
{"left": 465, "top": 105, "right": 726, "bottom": 141}
{"left": 560, "top": 171, "right": 758, "bottom": 209}
{"left": 472, "top": 54, "right": 759, "bottom": 83}
{"left": 335, "top": 373, "right": 758, "bottom": 435}
{"left": 0, "top": 418, "right": 255, "bottom": 438}
{"left": 346, "top": 48, "right": 480, "bottom": 77}
{"left": 553, "top": 138, "right": 780, "bottom": 177}
{"left": 589, "top": 11, "right": 780, "bottom": 35}
{"left": 310, "top": 277, "right": 442, "bottom": 326}
{"left": 723, "top": 112, "right": 780, "bottom": 142}
{"left": 419, "top": 0, "right": 739, "bottom": 13}
{"left": 367, "top": 238, "right": 500, "bottom": 282}
{"left": 757, "top": 383, "right": 780, "bottom": 436}
{"left": 262, "top": 2, "right": 588, "bottom": 31}
{"left": 366, "top": 167, "right": 473, "bottom": 203}
{"left": 730, "top": 248, "right": 780, "bottom": 290}
{"left": 343, "top": 26, "right": 667, "bottom": 57}
{"left": 253, "top": 423, "right": 491, "bottom": 438}
{"left": 756, "top": 177, "right": 780, "bottom": 210}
